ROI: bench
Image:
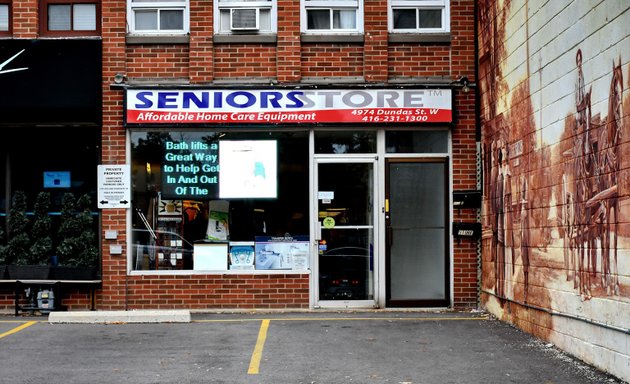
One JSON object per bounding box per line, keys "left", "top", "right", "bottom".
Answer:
{"left": 0, "top": 279, "right": 102, "bottom": 316}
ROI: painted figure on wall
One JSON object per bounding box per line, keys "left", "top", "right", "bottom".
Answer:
{"left": 595, "top": 56, "right": 623, "bottom": 296}
{"left": 495, "top": 146, "right": 505, "bottom": 297}
{"left": 565, "top": 49, "right": 624, "bottom": 298}
{"left": 520, "top": 175, "right": 529, "bottom": 303}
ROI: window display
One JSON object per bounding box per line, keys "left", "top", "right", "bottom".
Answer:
{"left": 130, "top": 130, "right": 309, "bottom": 272}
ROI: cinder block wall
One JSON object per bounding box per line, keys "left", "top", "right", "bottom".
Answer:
{"left": 478, "top": 0, "right": 630, "bottom": 380}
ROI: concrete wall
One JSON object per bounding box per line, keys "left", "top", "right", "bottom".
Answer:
{"left": 478, "top": 0, "right": 630, "bottom": 380}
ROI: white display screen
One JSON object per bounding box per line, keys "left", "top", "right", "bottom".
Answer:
{"left": 219, "top": 140, "right": 277, "bottom": 198}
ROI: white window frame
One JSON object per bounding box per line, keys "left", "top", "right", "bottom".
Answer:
{"left": 389, "top": 0, "right": 449, "bottom": 33}
{"left": 301, "top": 0, "right": 363, "bottom": 34}
{"left": 214, "top": 0, "right": 276, "bottom": 35}
{"left": 127, "top": 0, "right": 189, "bottom": 35}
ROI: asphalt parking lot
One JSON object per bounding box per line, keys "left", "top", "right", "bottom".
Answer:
{"left": 0, "top": 311, "right": 626, "bottom": 384}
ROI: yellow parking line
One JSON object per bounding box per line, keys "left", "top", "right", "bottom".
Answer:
{"left": 247, "top": 319, "right": 270, "bottom": 375}
{"left": 0, "top": 321, "right": 37, "bottom": 339}
{"left": 194, "top": 315, "right": 488, "bottom": 323}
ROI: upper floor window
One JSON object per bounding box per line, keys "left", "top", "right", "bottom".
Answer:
{"left": 128, "top": 0, "right": 189, "bottom": 35}
{"left": 302, "top": 0, "right": 362, "bottom": 33}
{"left": 0, "top": 1, "right": 10, "bottom": 35}
{"left": 390, "top": 0, "right": 449, "bottom": 33}
{"left": 215, "top": 0, "right": 275, "bottom": 35}
{"left": 41, "top": 0, "right": 100, "bottom": 36}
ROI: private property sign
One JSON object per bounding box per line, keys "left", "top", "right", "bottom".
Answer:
{"left": 124, "top": 89, "right": 453, "bottom": 125}
{"left": 97, "top": 164, "right": 131, "bottom": 209}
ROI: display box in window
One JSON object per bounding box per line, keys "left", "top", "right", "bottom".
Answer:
{"left": 229, "top": 242, "right": 255, "bottom": 271}
{"left": 254, "top": 235, "right": 309, "bottom": 270}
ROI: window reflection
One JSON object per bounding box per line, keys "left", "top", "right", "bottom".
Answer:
{"left": 315, "top": 131, "right": 376, "bottom": 154}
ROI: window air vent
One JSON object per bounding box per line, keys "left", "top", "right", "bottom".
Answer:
{"left": 230, "top": 8, "right": 259, "bottom": 30}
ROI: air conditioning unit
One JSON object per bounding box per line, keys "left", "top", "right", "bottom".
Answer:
{"left": 230, "top": 8, "right": 259, "bottom": 30}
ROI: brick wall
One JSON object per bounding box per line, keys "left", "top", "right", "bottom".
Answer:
{"left": 301, "top": 44, "right": 364, "bottom": 78}
{"left": 1, "top": 0, "right": 478, "bottom": 313}
{"left": 214, "top": 45, "right": 277, "bottom": 79}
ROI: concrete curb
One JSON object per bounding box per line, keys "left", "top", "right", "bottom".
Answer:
{"left": 48, "top": 310, "right": 191, "bottom": 324}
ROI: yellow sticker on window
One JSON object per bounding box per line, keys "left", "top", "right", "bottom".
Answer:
{"left": 322, "top": 217, "right": 335, "bottom": 229}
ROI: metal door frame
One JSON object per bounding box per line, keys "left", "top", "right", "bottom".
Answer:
{"left": 311, "top": 156, "right": 379, "bottom": 309}
{"left": 384, "top": 157, "right": 450, "bottom": 307}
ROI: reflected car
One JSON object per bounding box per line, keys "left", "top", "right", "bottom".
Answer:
{"left": 131, "top": 229, "right": 194, "bottom": 270}
{"left": 319, "top": 246, "right": 371, "bottom": 300}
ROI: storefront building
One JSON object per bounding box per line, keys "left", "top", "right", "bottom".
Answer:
{"left": 1, "top": 0, "right": 478, "bottom": 312}
{"left": 0, "top": 3, "right": 102, "bottom": 310}
{"left": 123, "top": 87, "right": 460, "bottom": 309}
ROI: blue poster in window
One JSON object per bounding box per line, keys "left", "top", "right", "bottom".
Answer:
{"left": 254, "top": 235, "right": 309, "bottom": 270}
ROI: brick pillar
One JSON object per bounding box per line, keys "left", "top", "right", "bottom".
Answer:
{"left": 189, "top": 0, "right": 214, "bottom": 83}
{"left": 12, "top": 0, "right": 38, "bottom": 38}
{"left": 363, "top": 0, "right": 388, "bottom": 82}
{"left": 451, "top": 0, "right": 479, "bottom": 309}
{"left": 276, "top": 0, "right": 301, "bottom": 83}
{"left": 451, "top": 0, "right": 476, "bottom": 81}
{"left": 101, "top": 0, "right": 128, "bottom": 310}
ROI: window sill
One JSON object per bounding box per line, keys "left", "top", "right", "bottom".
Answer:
{"left": 126, "top": 35, "right": 190, "bottom": 45}
{"left": 129, "top": 269, "right": 311, "bottom": 276}
{"left": 388, "top": 33, "right": 451, "bottom": 44}
{"left": 213, "top": 34, "right": 277, "bottom": 44}
{"left": 38, "top": 35, "right": 101, "bottom": 39}
{"left": 301, "top": 33, "right": 364, "bottom": 43}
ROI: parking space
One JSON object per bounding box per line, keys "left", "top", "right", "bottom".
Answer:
{"left": 0, "top": 312, "right": 625, "bottom": 384}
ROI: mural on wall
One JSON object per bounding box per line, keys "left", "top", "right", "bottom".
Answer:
{"left": 479, "top": 0, "right": 629, "bottom": 311}
{"left": 564, "top": 49, "right": 624, "bottom": 298}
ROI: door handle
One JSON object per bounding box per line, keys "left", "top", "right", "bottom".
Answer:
{"left": 314, "top": 221, "right": 322, "bottom": 241}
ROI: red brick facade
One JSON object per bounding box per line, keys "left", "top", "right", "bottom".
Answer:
{"left": 1, "top": 0, "right": 478, "bottom": 312}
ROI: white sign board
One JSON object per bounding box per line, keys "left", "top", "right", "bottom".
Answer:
{"left": 98, "top": 164, "right": 131, "bottom": 209}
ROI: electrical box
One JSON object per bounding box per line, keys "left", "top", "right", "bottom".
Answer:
{"left": 453, "top": 190, "right": 481, "bottom": 209}
{"left": 452, "top": 222, "right": 481, "bottom": 239}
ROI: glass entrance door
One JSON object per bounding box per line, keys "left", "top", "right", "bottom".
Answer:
{"left": 315, "top": 159, "right": 377, "bottom": 307}
{"left": 386, "top": 159, "right": 449, "bottom": 307}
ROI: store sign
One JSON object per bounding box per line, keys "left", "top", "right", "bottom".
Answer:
{"left": 125, "top": 89, "right": 452, "bottom": 125}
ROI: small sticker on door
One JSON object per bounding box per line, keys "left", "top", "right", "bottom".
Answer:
{"left": 323, "top": 217, "right": 335, "bottom": 229}
{"left": 318, "top": 191, "right": 334, "bottom": 200}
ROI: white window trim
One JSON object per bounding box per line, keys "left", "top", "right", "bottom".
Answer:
{"left": 301, "top": 0, "right": 363, "bottom": 34}
{"left": 388, "top": 0, "right": 450, "bottom": 33}
{"left": 214, "top": 0, "right": 277, "bottom": 35}
{"left": 127, "top": 0, "right": 190, "bottom": 35}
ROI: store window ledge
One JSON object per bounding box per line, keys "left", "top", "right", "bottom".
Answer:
{"left": 126, "top": 35, "right": 190, "bottom": 45}
{"left": 213, "top": 34, "right": 277, "bottom": 44}
{"left": 388, "top": 33, "right": 451, "bottom": 44}
{"left": 301, "top": 34, "right": 364, "bottom": 43}
{"left": 129, "top": 269, "right": 311, "bottom": 276}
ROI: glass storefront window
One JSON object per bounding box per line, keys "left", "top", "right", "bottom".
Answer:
{"left": 130, "top": 130, "right": 309, "bottom": 272}
{"left": 386, "top": 130, "right": 448, "bottom": 153}
{"left": 0, "top": 127, "right": 100, "bottom": 267}
{"left": 315, "top": 131, "right": 376, "bottom": 154}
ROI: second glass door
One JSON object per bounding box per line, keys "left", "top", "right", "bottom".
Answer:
{"left": 315, "top": 159, "right": 377, "bottom": 307}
